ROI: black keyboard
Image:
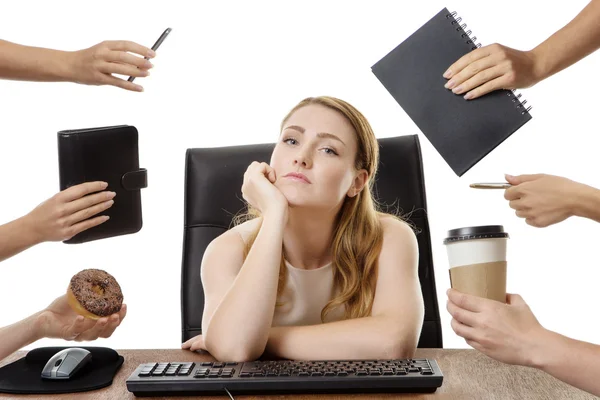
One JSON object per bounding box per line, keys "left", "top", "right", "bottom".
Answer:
{"left": 126, "top": 358, "right": 443, "bottom": 396}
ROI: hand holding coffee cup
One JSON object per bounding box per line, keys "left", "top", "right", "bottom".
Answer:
{"left": 444, "top": 226, "right": 508, "bottom": 303}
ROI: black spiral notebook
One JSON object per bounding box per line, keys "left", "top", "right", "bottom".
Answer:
{"left": 372, "top": 8, "right": 532, "bottom": 176}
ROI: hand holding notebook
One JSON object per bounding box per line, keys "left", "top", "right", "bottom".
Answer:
{"left": 372, "top": 8, "right": 532, "bottom": 176}
{"left": 57, "top": 125, "right": 148, "bottom": 244}
{"left": 443, "top": 43, "right": 540, "bottom": 100}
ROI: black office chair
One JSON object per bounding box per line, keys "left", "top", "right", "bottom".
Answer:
{"left": 181, "top": 134, "right": 443, "bottom": 348}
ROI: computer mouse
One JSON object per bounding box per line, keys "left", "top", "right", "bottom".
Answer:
{"left": 41, "top": 348, "right": 92, "bottom": 380}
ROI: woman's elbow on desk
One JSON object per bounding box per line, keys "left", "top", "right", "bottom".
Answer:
{"left": 379, "top": 329, "right": 419, "bottom": 360}
{"left": 204, "top": 331, "right": 265, "bottom": 362}
{"left": 375, "top": 312, "right": 422, "bottom": 360}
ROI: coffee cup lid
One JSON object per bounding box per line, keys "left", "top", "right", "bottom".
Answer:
{"left": 443, "top": 225, "right": 508, "bottom": 244}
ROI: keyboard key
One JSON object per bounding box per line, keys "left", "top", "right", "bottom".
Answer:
{"left": 408, "top": 367, "right": 420, "bottom": 373}
{"left": 138, "top": 371, "right": 151, "bottom": 377}
{"left": 421, "top": 369, "right": 434, "bottom": 375}
{"left": 201, "top": 362, "right": 213, "bottom": 367}
{"left": 213, "top": 362, "right": 225, "bottom": 368}
{"left": 225, "top": 362, "right": 238, "bottom": 366}
{"left": 311, "top": 372, "right": 323, "bottom": 376}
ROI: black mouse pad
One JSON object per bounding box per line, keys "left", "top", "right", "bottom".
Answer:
{"left": 0, "top": 346, "right": 123, "bottom": 394}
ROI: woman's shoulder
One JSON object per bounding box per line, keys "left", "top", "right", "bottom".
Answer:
{"left": 205, "top": 217, "right": 259, "bottom": 251}
{"left": 377, "top": 214, "right": 419, "bottom": 272}
{"left": 378, "top": 214, "right": 417, "bottom": 240}
{"left": 202, "top": 218, "right": 262, "bottom": 271}
{"left": 228, "top": 217, "right": 263, "bottom": 245}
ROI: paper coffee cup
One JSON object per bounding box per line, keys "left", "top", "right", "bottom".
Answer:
{"left": 444, "top": 226, "right": 509, "bottom": 303}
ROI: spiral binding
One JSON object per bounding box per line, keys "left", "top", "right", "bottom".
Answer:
{"left": 445, "top": 11, "right": 532, "bottom": 115}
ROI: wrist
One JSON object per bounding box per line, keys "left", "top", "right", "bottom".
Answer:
{"left": 527, "top": 47, "right": 549, "bottom": 85}
{"left": 28, "top": 311, "right": 46, "bottom": 343}
{"left": 16, "top": 214, "right": 44, "bottom": 246}
{"left": 56, "top": 50, "right": 77, "bottom": 82}
{"left": 572, "top": 184, "right": 600, "bottom": 220}
{"left": 262, "top": 207, "right": 288, "bottom": 225}
{"left": 526, "top": 328, "right": 559, "bottom": 370}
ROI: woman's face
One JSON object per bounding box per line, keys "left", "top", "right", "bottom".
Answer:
{"left": 271, "top": 104, "right": 366, "bottom": 211}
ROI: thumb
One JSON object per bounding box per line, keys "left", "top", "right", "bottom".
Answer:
{"left": 267, "top": 168, "right": 277, "bottom": 183}
{"left": 506, "top": 293, "right": 525, "bottom": 305}
{"left": 505, "top": 174, "right": 541, "bottom": 185}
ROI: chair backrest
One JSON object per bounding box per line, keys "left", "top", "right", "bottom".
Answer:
{"left": 181, "top": 134, "right": 443, "bottom": 348}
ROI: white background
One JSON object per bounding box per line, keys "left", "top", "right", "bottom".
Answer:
{"left": 0, "top": 0, "right": 598, "bottom": 351}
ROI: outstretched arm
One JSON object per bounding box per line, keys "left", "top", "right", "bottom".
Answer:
{"left": 0, "top": 39, "right": 154, "bottom": 91}
{"left": 444, "top": 0, "right": 600, "bottom": 99}
{"left": 447, "top": 289, "right": 600, "bottom": 397}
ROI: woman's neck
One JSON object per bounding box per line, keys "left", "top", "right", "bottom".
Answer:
{"left": 282, "top": 207, "right": 337, "bottom": 270}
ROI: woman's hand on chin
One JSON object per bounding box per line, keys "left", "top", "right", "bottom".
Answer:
{"left": 242, "top": 162, "right": 289, "bottom": 222}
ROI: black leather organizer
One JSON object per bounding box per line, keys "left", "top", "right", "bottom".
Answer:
{"left": 58, "top": 125, "right": 147, "bottom": 244}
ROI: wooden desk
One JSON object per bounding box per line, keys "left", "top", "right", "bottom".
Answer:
{"left": 0, "top": 349, "right": 595, "bottom": 400}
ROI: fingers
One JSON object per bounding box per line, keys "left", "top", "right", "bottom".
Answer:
{"left": 91, "top": 305, "right": 127, "bottom": 340}
{"left": 182, "top": 334, "right": 202, "bottom": 349}
{"left": 506, "top": 293, "right": 525, "bottom": 305}
{"left": 465, "top": 339, "right": 484, "bottom": 352}
{"left": 97, "top": 313, "right": 122, "bottom": 339}
{"left": 99, "top": 74, "right": 144, "bottom": 92}
{"left": 76, "top": 318, "right": 109, "bottom": 341}
{"left": 99, "top": 61, "right": 150, "bottom": 79}
{"left": 447, "top": 289, "right": 485, "bottom": 312}
{"left": 266, "top": 167, "right": 277, "bottom": 183}
{"left": 103, "top": 50, "right": 153, "bottom": 69}
{"left": 450, "top": 318, "right": 477, "bottom": 341}
{"left": 508, "top": 200, "right": 525, "bottom": 210}
{"left": 463, "top": 76, "right": 507, "bottom": 100}
{"left": 504, "top": 186, "right": 521, "bottom": 201}
{"left": 66, "top": 215, "right": 110, "bottom": 239}
{"left": 525, "top": 217, "right": 543, "bottom": 228}
{"left": 447, "top": 299, "right": 478, "bottom": 327}
{"left": 515, "top": 209, "right": 530, "bottom": 218}
{"left": 103, "top": 40, "right": 155, "bottom": 58}
{"left": 59, "top": 181, "right": 108, "bottom": 202}
{"left": 62, "top": 316, "right": 86, "bottom": 340}
{"left": 189, "top": 338, "right": 206, "bottom": 352}
{"left": 66, "top": 199, "right": 113, "bottom": 225}
{"left": 507, "top": 174, "right": 543, "bottom": 185}
{"left": 445, "top": 58, "right": 501, "bottom": 93}
{"left": 65, "top": 190, "right": 115, "bottom": 214}
{"left": 119, "top": 304, "right": 128, "bottom": 321}
{"left": 249, "top": 161, "right": 275, "bottom": 181}
{"left": 444, "top": 46, "right": 490, "bottom": 79}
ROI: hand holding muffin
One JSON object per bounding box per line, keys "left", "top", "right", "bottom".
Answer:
{"left": 36, "top": 269, "right": 126, "bottom": 341}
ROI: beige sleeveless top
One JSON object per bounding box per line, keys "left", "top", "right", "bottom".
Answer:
{"left": 272, "top": 259, "right": 345, "bottom": 327}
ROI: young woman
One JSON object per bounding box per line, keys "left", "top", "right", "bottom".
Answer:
{"left": 183, "top": 96, "right": 424, "bottom": 361}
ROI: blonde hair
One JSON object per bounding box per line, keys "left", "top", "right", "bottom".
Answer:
{"left": 235, "top": 96, "right": 388, "bottom": 321}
